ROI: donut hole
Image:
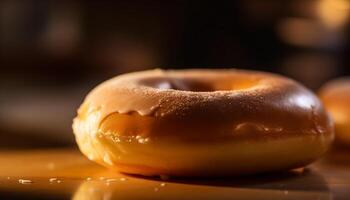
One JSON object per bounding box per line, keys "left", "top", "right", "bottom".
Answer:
{"left": 140, "top": 77, "right": 259, "bottom": 92}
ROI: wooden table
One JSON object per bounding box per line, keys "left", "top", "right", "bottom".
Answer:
{"left": 0, "top": 148, "right": 349, "bottom": 200}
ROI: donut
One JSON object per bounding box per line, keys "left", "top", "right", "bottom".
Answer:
{"left": 319, "top": 78, "right": 350, "bottom": 145}
{"left": 73, "top": 69, "right": 334, "bottom": 177}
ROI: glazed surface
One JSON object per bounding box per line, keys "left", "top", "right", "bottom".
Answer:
{"left": 75, "top": 69, "right": 333, "bottom": 142}
{"left": 73, "top": 69, "right": 334, "bottom": 176}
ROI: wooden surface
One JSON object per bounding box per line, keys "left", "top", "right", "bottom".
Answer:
{"left": 0, "top": 148, "right": 349, "bottom": 200}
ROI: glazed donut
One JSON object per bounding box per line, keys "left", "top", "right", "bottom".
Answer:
{"left": 319, "top": 78, "right": 350, "bottom": 145}
{"left": 73, "top": 69, "right": 334, "bottom": 177}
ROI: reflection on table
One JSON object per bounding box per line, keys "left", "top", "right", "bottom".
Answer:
{"left": 0, "top": 148, "right": 349, "bottom": 199}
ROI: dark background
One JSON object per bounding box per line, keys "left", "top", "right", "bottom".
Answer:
{"left": 1, "top": 0, "right": 349, "bottom": 148}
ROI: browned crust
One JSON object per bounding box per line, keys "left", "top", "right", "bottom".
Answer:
{"left": 73, "top": 69, "right": 334, "bottom": 176}
{"left": 77, "top": 69, "right": 333, "bottom": 141}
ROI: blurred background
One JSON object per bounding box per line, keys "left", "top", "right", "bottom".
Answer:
{"left": 1, "top": 0, "right": 350, "bottom": 148}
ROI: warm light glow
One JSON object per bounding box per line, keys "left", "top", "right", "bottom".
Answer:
{"left": 317, "top": 0, "right": 350, "bottom": 29}
{"left": 277, "top": 18, "right": 328, "bottom": 47}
